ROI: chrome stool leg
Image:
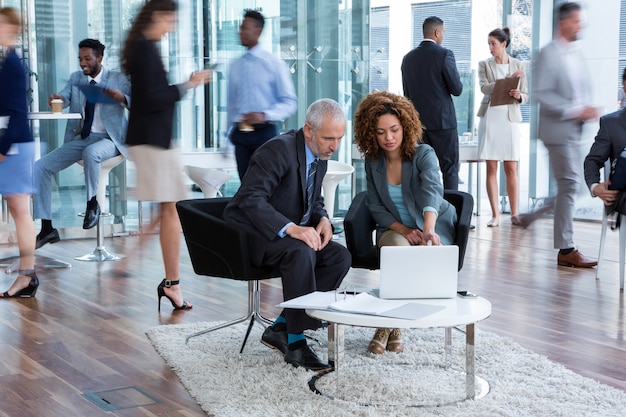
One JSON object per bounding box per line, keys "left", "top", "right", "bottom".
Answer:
{"left": 75, "top": 212, "right": 125, "bottom": 262}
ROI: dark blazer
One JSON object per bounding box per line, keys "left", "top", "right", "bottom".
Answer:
{"left": 0, "top": 49, "right": 32, "bottom": 156}
{"left": 223, "top": 128, "right": 328, "bottom": 266}
{"left": 401, "top": 40, "right": 463, "bottom": 131}
{"left": 125, "top": 34, "right": 182, "bottom": 149}
{"left": 584, "top": 108, "right": 626, "bottom": 189}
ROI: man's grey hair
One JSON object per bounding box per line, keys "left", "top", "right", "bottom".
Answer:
{"left": 305, "top": 99, "right": 345, "bottom": 131}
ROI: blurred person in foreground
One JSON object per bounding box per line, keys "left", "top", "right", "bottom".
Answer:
{"left": 521, "top": 2, "right": 598, "bottom": 268}
{"left": 0, "top": 7, "right": 38, "bottom": 298}
{"left": 227, "top": 9, "right": 297, "bottom": 181}
{"left": 121, "top": 0, "right": 211, "bottom": 311}
{"left": 353, "top": 91, "right": 457, "bottom": 354}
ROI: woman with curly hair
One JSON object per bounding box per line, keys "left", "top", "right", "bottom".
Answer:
{"left": 353, "top": 91, "right": 457, "bottom": 354}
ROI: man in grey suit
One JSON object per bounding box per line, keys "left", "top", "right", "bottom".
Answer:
{"left": 401, "top": 16, "right": 463, "bottom": 190}
{"left": 34, "top": 39, "right": 130, "bottom": 248}
{"left": 223, "top": 99, "right": 351, "bottom": 371}
{"left": 529, "top": 2, "right": 598, "bottom": 267}
{"left": 584, "top": 67, "right": 626, "bottom": 214}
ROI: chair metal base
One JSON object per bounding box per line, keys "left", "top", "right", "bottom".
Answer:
{"left": 1, "top": 255, "right": 71, "bottom": 274}
{"left": 185, "top": 280, "right": 274, "bottom": 355}
{"left": 75, "top": 246, "right": 126, "bottom": 262}
{"left": 76, "top": 212, "right": 125, "bottom": 262}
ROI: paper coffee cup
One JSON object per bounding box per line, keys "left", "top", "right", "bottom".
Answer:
{"left": 51, "top": 99, "right": 63, "bottom": 113}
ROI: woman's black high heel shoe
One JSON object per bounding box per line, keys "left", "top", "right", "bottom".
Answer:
{"left": 157, "top": 279, "right": 192, "bottom": 311}
{"left": 1, "top": 270, "right": 39, "bottom": 298}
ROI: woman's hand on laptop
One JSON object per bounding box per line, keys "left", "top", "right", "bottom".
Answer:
{"left": 420, "top": 231, "right": 440, "bottom": 246}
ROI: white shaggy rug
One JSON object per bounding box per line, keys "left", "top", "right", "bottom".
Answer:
{"left": 146, "top": 322, "right": 625, "bottom": 417}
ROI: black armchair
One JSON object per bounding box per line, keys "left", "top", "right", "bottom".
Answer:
{"left": 176, "top": 198, "right": 279, "bottom": 353}
{"left": 343, "top": 190, "right": 473, "bottom": 271}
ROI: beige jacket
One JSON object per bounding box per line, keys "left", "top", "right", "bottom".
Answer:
{"left": 477, "top": 56, "right": 529, "bottom": 122}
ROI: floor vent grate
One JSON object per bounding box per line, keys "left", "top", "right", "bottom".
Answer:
{"left": 83, "top": 386, "right": 160, "bottom": 411}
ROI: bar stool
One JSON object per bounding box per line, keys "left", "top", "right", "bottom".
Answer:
{"left": 76, "top": 155, "right": 126, "bottom": 262}
{"left": 184, "top": 165, "right": 233, "bottom": 198}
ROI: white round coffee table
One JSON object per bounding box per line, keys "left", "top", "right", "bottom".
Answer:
{"left": 306, "top": 296, "right": 491, "bottom": 403}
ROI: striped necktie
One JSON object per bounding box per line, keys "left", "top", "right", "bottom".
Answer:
{"left": 300, "top": 159, "right": 318, "bottom": 225}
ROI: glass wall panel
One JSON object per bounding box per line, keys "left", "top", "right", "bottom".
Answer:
{"left": 11, "top": 0, "right": 369, "bottom": 237}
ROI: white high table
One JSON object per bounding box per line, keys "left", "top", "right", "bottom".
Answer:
{"left": 1, "top": 112, "right": 81, "bottom": 273}
{"left": 459, "top": 141, "right": 483, "bottom": 215}
{"left": 307, "top": 296, "right": 491, "bottom": 402}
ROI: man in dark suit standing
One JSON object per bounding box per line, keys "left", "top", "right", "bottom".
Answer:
{"left": 584, "top": 67, "right": 626, "bottom": 215}
{"left": 223, "top": 99, "right": 351, "bottom": 371}
{"left": 401, "top": 16, "right": 463, "bottom": 190}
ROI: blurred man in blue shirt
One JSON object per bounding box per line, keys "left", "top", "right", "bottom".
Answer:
{"left": 227, "top": 10, "right": 297, "bottom": 181}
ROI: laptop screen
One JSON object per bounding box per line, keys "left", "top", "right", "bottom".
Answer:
{"left": 378, "top": 245, "right": 459, "bottom": 299}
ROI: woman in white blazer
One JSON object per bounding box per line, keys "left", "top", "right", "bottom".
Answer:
{"left": 477, "top": 27, "right": 528, "bottom": 227}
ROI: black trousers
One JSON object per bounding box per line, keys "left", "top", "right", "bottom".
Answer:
{"left": 229, "top": 123, "right": 279, "bottom": 181}
{"left": 260, "top": 237, "right": 351, "bottom": 334}
{"left": 422, "top": 128, "right": 459, "bottom": 190}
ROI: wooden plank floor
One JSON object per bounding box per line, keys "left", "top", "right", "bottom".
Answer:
{"left": 0, "top": 215, "right": 624, "bottom": 416}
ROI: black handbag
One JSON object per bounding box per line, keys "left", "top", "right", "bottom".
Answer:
{"left": 608, "top": 147, "right": 626, "bottom": 191}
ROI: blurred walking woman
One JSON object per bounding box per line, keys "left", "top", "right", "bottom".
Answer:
{"left": 0, "top": 7, "right": 38, "bottom": 298}
{"left": 121, "top": 0, "right": 211, "bottom": 311}
{"left": 477, "top": 27, "right": 528, "bottom": 227}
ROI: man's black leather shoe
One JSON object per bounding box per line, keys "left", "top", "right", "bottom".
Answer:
{"left": 35, "top": 228, "right": 60, "bottom": 249}
{"left": 261, "top": 326, "right": 288, "bottom": 355}
{"left": 284, "top": 344, "right": 332, "bottom": 371}
{"left": 83, "top": 197, "right": 101, "bottom": 229}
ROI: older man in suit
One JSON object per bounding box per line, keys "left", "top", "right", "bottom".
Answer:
{"left": 584, "top": 67, "right": 626, "bottom": 215}
{"left": 34, "top": 39, "right": 130, "bottom": 248}
{"left": 529, "top": 2, "right": 599, "bottom": 268}
{"left": 401, "top": 16, "right": 463, "bottom": 190}
{"left": 223, "top": 99, "right": 351, "bottom": 371}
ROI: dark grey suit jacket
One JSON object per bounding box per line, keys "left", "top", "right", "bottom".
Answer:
{"left": 584, "top": 108, "right": 626, "bottom": 190}
{"left": 223, "top": 128, "right": 328, "bottom": 266}
{"left": 401, "top": 40, "right": 463, "bottom": 131}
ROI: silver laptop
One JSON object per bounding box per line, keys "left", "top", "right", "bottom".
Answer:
{"left": 378, "top": 245, "right": 459, "bottom": 299}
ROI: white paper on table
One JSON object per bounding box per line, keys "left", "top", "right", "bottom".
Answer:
{"left": 279, "top": 291, "right": 445, "bottom": 320}
{"left": 329, "top": 293, "right": 445, "bottom": 319}
{"left": 277, "top": 291, "right": 341, "bottom": 310}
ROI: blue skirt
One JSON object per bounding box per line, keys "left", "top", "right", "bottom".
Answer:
{"left": 0, "top": 141, "right": 36, "bottom": 195}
